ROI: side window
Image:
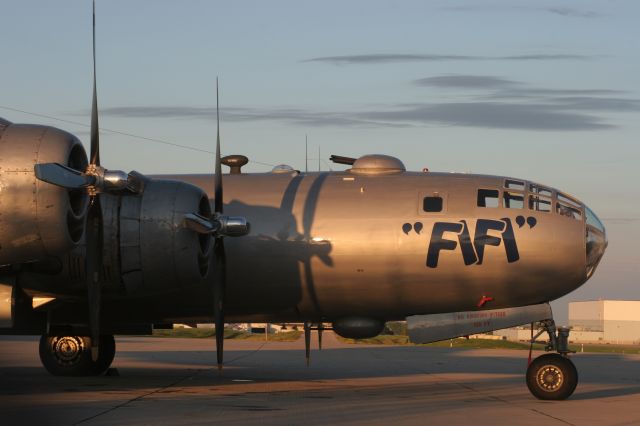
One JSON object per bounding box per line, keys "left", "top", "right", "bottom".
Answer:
{"left": 505, "top": 179, "right": 525, "bottom": 191}
{"left": 529, "top": 196, "right": 551, "bottom": 212}
{"left": 423, "top": 196, "right": 443, "bottom": 212}
{"left": 503, "top": 192, "right": 524, "bottom": 209}
{"left": 477, "top": 189, "right": 499, "bottom": 208}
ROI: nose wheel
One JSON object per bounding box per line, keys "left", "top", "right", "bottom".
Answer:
{"left": 526, "top": 320, "right": 578, "bottom": 400}
{"left": 526, "top": 353, "right": 578, "bottom": 400}
{"left": 39, "top": 334, "right": 116, "bottom": 376}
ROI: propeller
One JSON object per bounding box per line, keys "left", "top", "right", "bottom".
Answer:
{"left": 213, "top": 79, "right": 225, "bottom": 371}
{"left": 86, "top": 0, "right": 103, "bottom": 362}
{"left": 33, "top": 1, "right": 144, "bottom": 362}
{"left": 183, "top": 79, "right": 249, "bottom": 371}
{"left": 34, "top": 3, "right": 144, "bottom": 196}
{"left": 87, "top": 0, "right": 104, "bottom": 362}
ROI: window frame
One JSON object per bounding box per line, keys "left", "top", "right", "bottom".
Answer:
{"left": 503, "top": 191, "right": 525, "bottom": 209}
{"left": 477, "top": 188, "right": 501, "bottom": 208}
{"left": 418, "top": 191, "right": 448, "bottom": 216}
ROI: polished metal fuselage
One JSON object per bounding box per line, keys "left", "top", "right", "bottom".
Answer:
{"left": 156, "top": 170, "right": 588, "bottom": 323}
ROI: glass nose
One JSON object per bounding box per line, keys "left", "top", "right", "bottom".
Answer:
{"left": 585, "top": 206, "right": 607, "bottom": 278}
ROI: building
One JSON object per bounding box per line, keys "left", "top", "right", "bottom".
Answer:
{"left": 568, "top": 300, "right": 640, "bottom": 344}
{"left": 493, "top": 300, "right": 640, "bottom": 344}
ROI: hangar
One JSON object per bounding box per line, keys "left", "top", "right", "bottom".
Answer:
{"left": 568, "top": 300, "right": 640, "bottom": 344}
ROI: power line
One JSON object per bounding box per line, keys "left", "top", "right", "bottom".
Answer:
{"left": 0, "top": 105, "right": 277, "bottom": 168}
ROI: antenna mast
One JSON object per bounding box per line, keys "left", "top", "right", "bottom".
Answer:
{"left": 305, "top": 134, "right": 308, "bottom": 173}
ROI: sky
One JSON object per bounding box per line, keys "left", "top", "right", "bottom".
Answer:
{"left": 0, "top": 0, "right": 638, "bottom": 323}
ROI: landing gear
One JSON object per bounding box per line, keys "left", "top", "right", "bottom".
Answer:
{"left": 39, "top": 334, "right": 116, "bottom": 376}
{"left": 526, "top": 320, "right": 578, "bottom": 400}
{"left": 527, "top": 354, "right": 578, "bottom": 400}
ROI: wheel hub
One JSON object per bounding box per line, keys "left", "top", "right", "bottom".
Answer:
{"left": 51, "top": 336, "right": 86, "bottom": 366}
{"left": 537, "top": 365, "right": 564, "bottom": 392}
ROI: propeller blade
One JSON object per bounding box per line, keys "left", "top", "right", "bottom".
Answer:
{"left": 214, "top": 78, "right": 223, "bottom": 214}
{"left": 184, "top": 213, "right": 217, "bottom": 234}
{"left": 86, "top": 0, "right": 104, "bottom": 362}
{"left": 318, "top": 323, "right": 324, "bottom": 351}
{"left": 90, "top": 0, "right": 100, "bottom": 167}
{"left": 214, "top": 238, "right": 226, "bottom": 371}
{"left": 304, "top": 322, "right": 311, "bottom": 366}
{"left": 34, "top": 163, "right": 95, "bottom": 189}
{"left": 212, "top": 78, "right": 226, "bottom": 371}
{"left": 85, "top": 199, "right": 103, "bottom": 362}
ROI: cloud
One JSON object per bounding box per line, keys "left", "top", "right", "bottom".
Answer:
{"left": 98, "top": 75, "right": 634, "bottom": 132}
{"left": 414, "top": 75, "right": 519, "bottom": 89}
{"left": 487, "top": 88, "right": 625, "bottom": 99}
{"left": 359, "top": 103, "right": 613, "bottom": 131}
{"left": 302, "top": 53, "right": 591, "bottom": 65}
{"left": 502, "top": 54, "right": 592, "bottom": 60}
{"left": 442, "top": 5, "right": 600, "bottom": 18}
{"left": 548, "top": 97, "right": 640, "bottom": 111}
{"left": 301, "top": 54, "right": 476, "bottom": 65}
{"left": 100, "top": 106, "right": 215, "bottom": 119}
{"left": 546, "top": 8, "right": 600, "bottom": 18}
{"left": 100, "top": 106, "right": 408, "bottom": 128}
{"left": 415, "top": 74, "right": 636, "bottom": 109}
{"left": 99, "top": 102, "right": 615, "bottom": 131}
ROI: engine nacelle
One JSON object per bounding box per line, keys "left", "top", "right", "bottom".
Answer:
{"left": 0, "top": 121, "right": 88, "bottom": 265}
{"left": 14, "top": 179, "right": 213, "bottom": 299}
{"left": 332, "top": 316, "right": 385, "bottom": 339}
{"left": 116, "top": 179, "right": 212, "bottom": 295}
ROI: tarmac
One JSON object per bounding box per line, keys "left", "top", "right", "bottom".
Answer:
{"left": 1, "top": 333, "right": 640, "bottom": 425}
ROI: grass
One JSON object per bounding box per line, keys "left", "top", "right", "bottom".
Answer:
{"left": 151, "top": 327, "right": 302, "bottom": 341}
{"left": 339, "top": 335, "right": 541, "bottom": 349}
{"left": 150, "top": 327, "right": 640, "bottom": 354}
{"left": 340, "top": 335, "right": 640, "bottom": 354}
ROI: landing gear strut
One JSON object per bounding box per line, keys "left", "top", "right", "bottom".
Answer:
{"left": 39, "top": 335, "right": 116, "bottom": 376}
{"left": 526, "top": 320, "right": 578, "bottom": 400}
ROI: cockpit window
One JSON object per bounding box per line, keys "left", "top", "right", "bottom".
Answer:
{"left": 477, "top": 189, "right": 499, "bottom": 208}
{"left": 556, "top": 202, "right": 582, "bottom": 220}
{"left": 529, "top": 195, "right": 551, "bottom": 212}
{"left": 503, "top": 192, "right": 524, "bottom": 209}
{"left": 558, "top": 192, "right": 580, "bottom": 208}
{"left": 505, "top": 179, "right": 525, "bottom": 191}
{"left": 586, "top": 206, "right": 605, "bottom": 232}
{"left": 529, "top": 184, "right": 552, "bottom": 197}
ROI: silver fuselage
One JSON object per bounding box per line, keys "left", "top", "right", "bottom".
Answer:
{"left": 144, "top": 170, "right": 599, "bottom": 323}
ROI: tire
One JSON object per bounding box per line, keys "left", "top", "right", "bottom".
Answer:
{"left": 39, "top": 335, "right": 116, "bottom": 376}
{"left": 526, "top": 353, "right": 578, "bottom": 400}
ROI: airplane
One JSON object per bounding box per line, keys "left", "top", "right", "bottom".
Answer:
{"left": 0, "top": 3, "right": 607, "bottom": 401}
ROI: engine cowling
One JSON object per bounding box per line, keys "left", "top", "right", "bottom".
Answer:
{"left": 17, "top": 177, "right": 213, "bottom": 299}
{"left": 118, "top": 179, "right": 212, "bottom": 295}
{"left": 0, "top": 121, "right": 89, "bottom": 265}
